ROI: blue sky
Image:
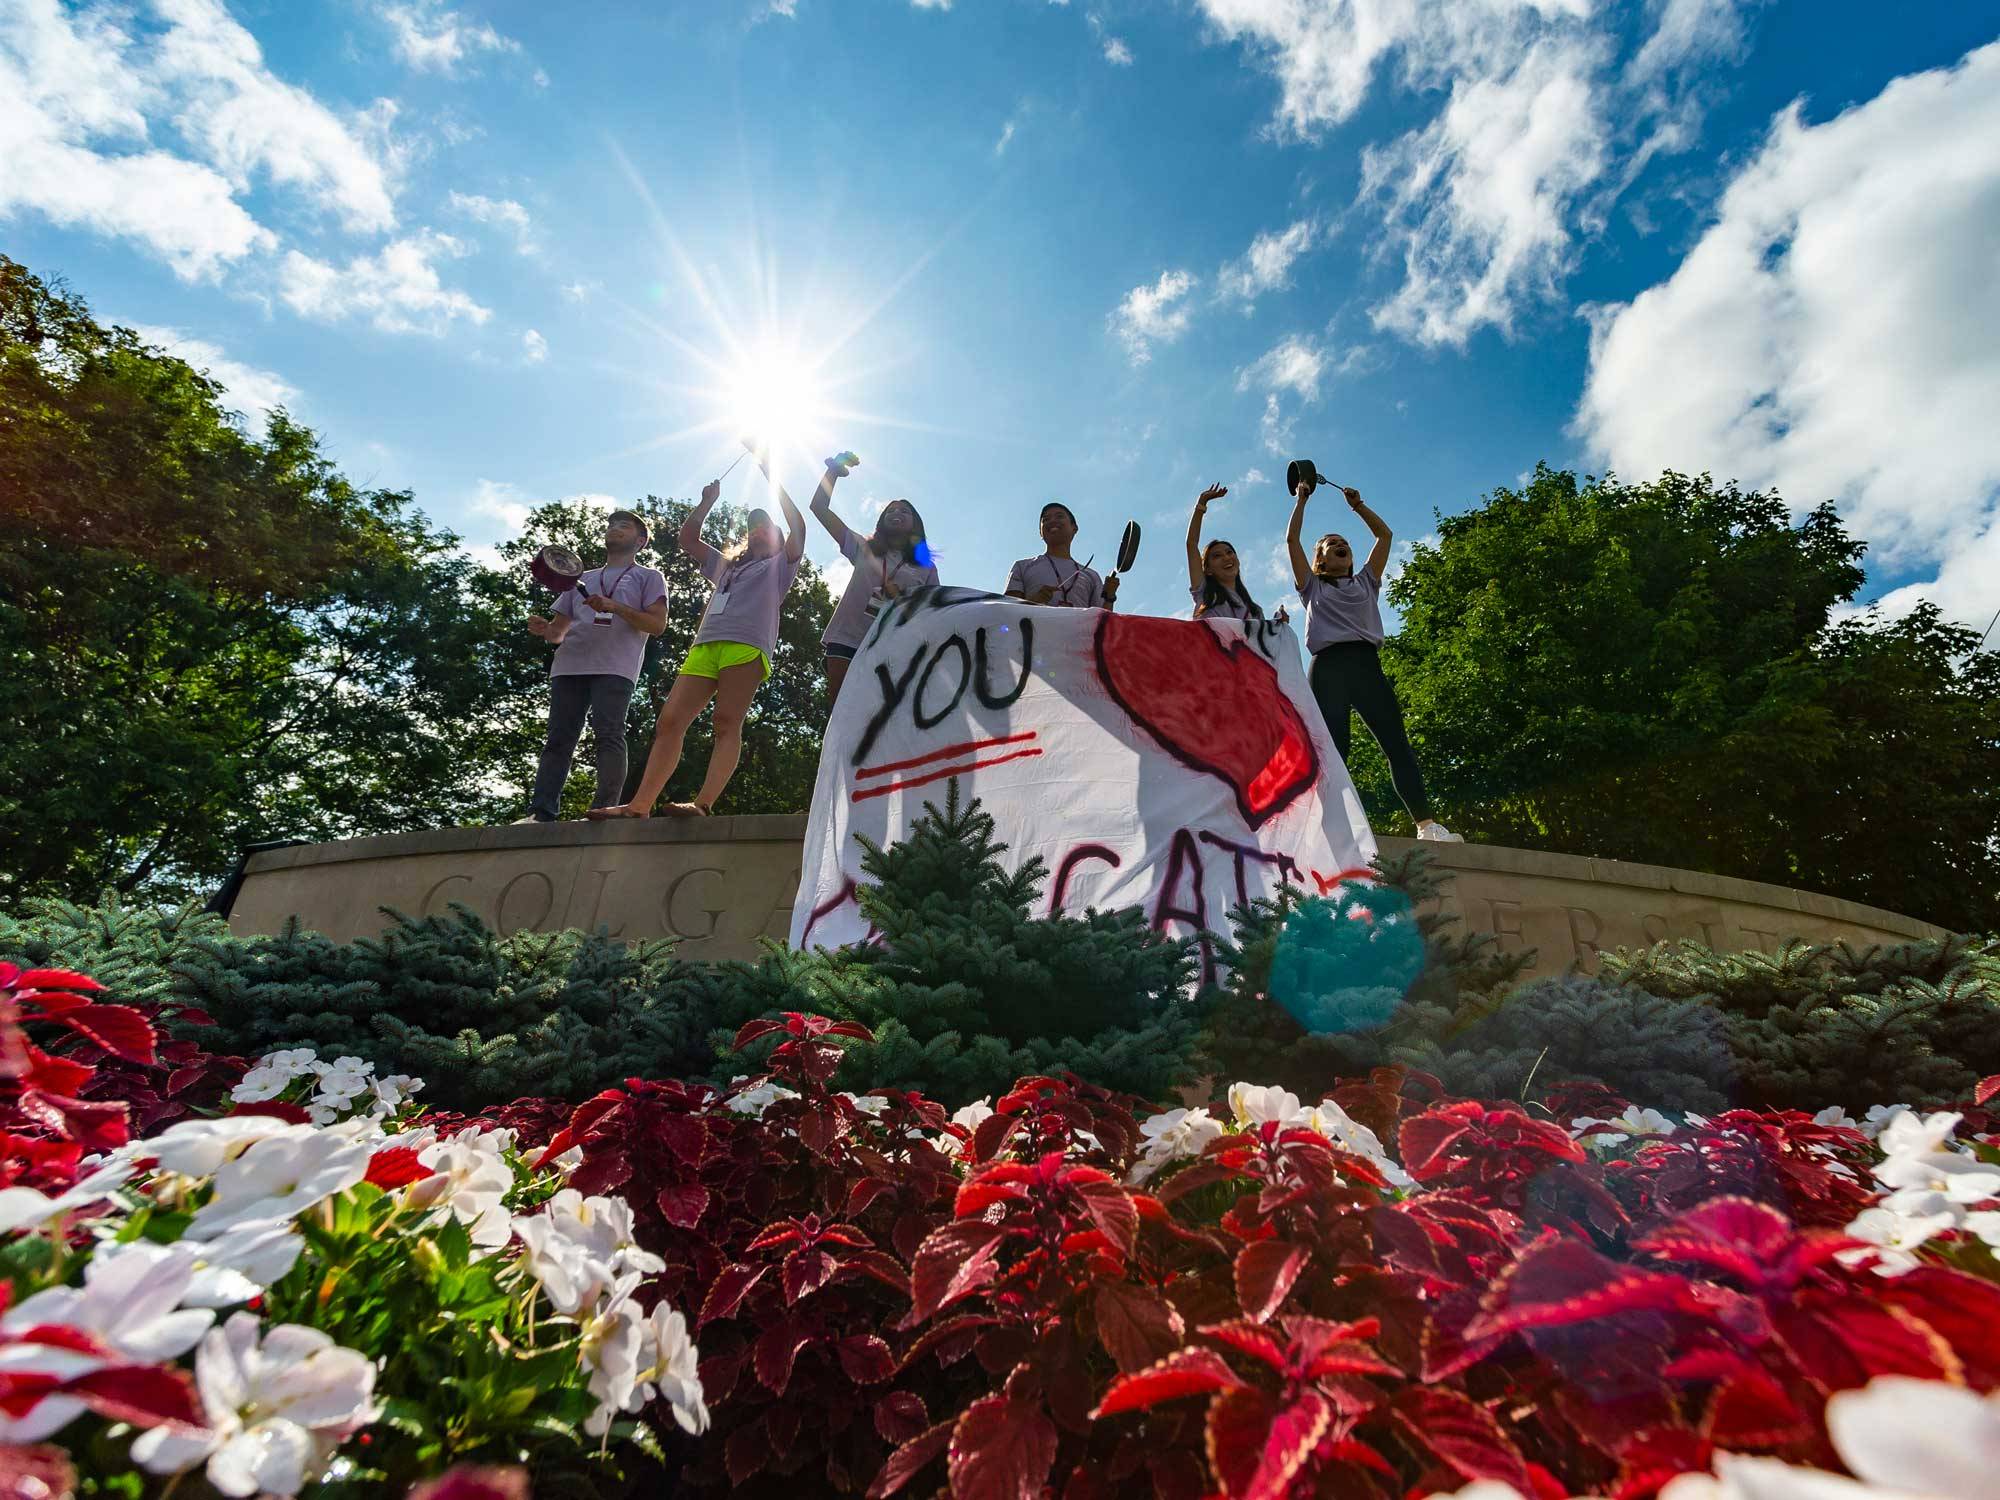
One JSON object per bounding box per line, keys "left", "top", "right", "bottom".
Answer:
{"left": 5, "top": 0, "right": 1998, "bottom": 633}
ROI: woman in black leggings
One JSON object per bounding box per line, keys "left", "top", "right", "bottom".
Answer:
{"left": 1287, "top": 475, "right": 1461, "bottom": 843}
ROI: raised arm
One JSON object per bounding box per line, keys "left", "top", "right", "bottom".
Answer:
{"left": 1344, "top": 487, "right": 1392, "bottom": 580}
{"left": 774, "top": 474, "right": 808, "bottom": 564}
{"left": 808, "top": 458, "right": 854, "bottom": 553}
{"left": 1286, "top": 481, "right": 1313, "bottom": 591}
{"left": 1187, "top": 483, "right": 1225, "bottom": 591}
{"left": 680, "top": 480, "right": 723, "bottom": 573}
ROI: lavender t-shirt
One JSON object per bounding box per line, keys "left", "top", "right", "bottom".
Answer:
{"left": 1005, "top": 554, "right": 1103, "bottom": 609}
{"left": 693, "top": 548, "right": 801, "bottom": 656}
{"left": 824, "top": 532, "right": 939, "bottom": 649}
{"left": 551, "top": 564, "right": 668, "bottom": 681}
{"left": 1190, "top": 582, "right": 1259, "bottom": 620}
{"left": 1299, "top": 565, "right": 1384, "bottom": 651}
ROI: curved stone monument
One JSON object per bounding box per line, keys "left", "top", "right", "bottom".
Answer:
{"left": 222, "top": 818, "right": 1946, "bottom": 980}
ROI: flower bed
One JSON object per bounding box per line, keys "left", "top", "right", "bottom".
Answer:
{"left": 4, "top": 962, "right": 1999, "bottom": 1498}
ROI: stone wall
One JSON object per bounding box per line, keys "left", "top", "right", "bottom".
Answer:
{"left": 225, "top": 819, "right": 1946, "bottom": 976}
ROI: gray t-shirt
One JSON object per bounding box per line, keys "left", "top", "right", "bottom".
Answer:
{"left": 1005, "top": 554, "right": 1103, "bottom": 609}
{"left": 1190, "top": 582, "right": 1259, "bottom": 621}
{"left": 551, "top": 564, "right": 668, "bottom": 682}
{"left": 824, "top": 532, "right": 939, "bottom": 649}
{"left": 693, "top": 548, "right": 801, "bottom": 656}
{"left": 1299, "top": 565, "right": 1384, "bottom": 650}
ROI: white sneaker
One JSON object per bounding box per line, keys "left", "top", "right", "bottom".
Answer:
{"left": 1416, "top": 821, "right": 1463, "bottom": 843}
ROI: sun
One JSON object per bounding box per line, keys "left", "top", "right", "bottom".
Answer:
{"left": 718, "top": 348, "right": 827, "bottom": 461}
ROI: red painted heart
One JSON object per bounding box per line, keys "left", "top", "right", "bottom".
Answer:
{"left": 1093, "top": 615, "right": 1319, "bottom": 828}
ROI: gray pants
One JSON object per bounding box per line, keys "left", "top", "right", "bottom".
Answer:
{"left": 529, "top": 674, "right": 636, "bottom": 818}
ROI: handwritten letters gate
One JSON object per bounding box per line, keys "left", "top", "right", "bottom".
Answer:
{"left": 791, "top": 588, "right": 1377, "bottom": 979}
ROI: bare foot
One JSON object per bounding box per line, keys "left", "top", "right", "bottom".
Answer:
{"left": 661, "top": 801, "right": 710, "bottom": 817}
{"left": 585, "top": 804, "right": 651, "bottom": 820}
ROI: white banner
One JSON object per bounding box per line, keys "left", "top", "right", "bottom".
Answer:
{"left": 790, "top": 589, "right": 1377, "bottom": 982}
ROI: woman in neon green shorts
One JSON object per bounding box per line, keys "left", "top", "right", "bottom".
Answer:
{"left": 590, "top": 448, "right": 806, "bottom": 818}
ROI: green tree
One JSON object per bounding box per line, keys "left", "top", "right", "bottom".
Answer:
{"left": 1362, "top": 464, "right": 2000, "bottom": 932}
{"left": 0, "top": 258, "right": 522, "bottom": 903}
{"left": 481, "top": 494, "right": 835, "bottom": 816}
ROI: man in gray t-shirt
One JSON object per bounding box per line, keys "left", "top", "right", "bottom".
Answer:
{"left": 1003, "top": 502, "right": 1120, "bottom": 610}
{"left": 520, "top": 510, "right": 668, "bottom": 821}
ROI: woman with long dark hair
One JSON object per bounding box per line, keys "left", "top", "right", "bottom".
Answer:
{"left": 809, "top": 456, "right": 937, "bottom": 709}
{"left": 589, "top": 449, "right": 806, "bottom": 819}
{"left": 1184, "top": 482, "right": 1287, "bottom": 624}
{"left": 1287, "top": 475, "right": 1460, "bottom": 842}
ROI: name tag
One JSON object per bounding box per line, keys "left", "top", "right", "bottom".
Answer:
{"left": 710, "top": 590, "right": 731, "bottom": 616}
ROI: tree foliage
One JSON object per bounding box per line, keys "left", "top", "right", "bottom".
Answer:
{"left": 1356, "top": 464, "right": 2000, "bottom": 932}
{"left": 0, "top": 256, "right": 834, "bottom": 903}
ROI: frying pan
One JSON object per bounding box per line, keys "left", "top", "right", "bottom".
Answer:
{"left": 529, "top": 544, "right": 585, "bottom": 594}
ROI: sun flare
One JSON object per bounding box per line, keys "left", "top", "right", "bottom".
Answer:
{"left": 718, "top": 349, "right": 827, "bottom": 460}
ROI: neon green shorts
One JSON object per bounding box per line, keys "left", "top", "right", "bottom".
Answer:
{"left": 680, "top": 641, "right": 771, "bottom": 681}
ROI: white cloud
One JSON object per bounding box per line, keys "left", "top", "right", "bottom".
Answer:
{"left": 1216, "top": 217, "right": 1316, "bottom": 305}
{"left": 1109, "top": 268, "right": 1197, "bottom": 365}
{"left": 1575, "top": 41, "right": 2000, "bottom": 629}
{"left": 994, "top": 118, "right": 1016, "bottom": 156}
{"left": 1363, "top": 37, "right": 1607, "bottom": 347}
{"left": 522, "top": 328, "right": 547, "bottom": 363}
{"left": 1194, "top": 0, "right": 1760, "bottom": 348}
{"left": 129, "top": 324, "right": 297, "bottom": 425}
{"left": 561, "top": 279, "right": 594, "bottom": 301}
{"left": 1103, "top": 36, "right": 1133, "bottom": 66}
{"left": 1258, "top": 392, "right": 1293, "bottom": 455}
{"left": 447, "top": 190, "right": 535, "bottom": 252}
{"left": 1237, "top": 334, "right": 1328, "bottom": 403}
{"left": 279, "top": 231, "right": 492, "bottom": 335}
{"left": 1239, "top": 467, "right": 1268, "bottom": 486}
{"left": 379, "top": 1, "right": 520, "bottom": 74}
{"left": 0, "top": 0, "right": 398, "bottom": 274}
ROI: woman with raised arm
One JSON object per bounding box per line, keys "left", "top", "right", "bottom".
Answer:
{"left": 809, "top": 454, "right": 937, "bottom": 709}
{"left": 1287, "top": 475, "right": 1460, "bottom": 842}
{"left": 590, "top": 448, "right": 807, "bottom": 819}
{"left": 1185, "top": 482, "right": 1286, "bottom": 624}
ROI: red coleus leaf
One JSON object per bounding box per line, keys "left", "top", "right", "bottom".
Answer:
{"left": 1977, "top": 1075, "right": 2000, "bottom": 1107}
{"left": 1390, "top": 1388, "right": 1531, "bottom": 1491}
{"left": 1875, "top": 1267, "right": 2000, "bottom": 1385}
{"left": 876, "top": 1391, "right": 930, "bottom": 1444}
{"left": 798, "top": 1105, "right": 838, "bottom": 1156}
{"left": 955, "top": 1169, "right": 1033, "bottom": 1220}
{"left": 11, "top": 968, "right": 104, "bottom": 995}
{"left": 970, "top": 1110, "right": 1023, "bottom": 1164}
{"left": 1772, "top": 1294, "right": 1961, "bottom": 1392}
{"left": 1093, "top": 1279, "right": 1186, "bottom": 1374}
{"left": 784, "top": 1245, "right": 840, "bottom": 1305}
{"left": 1633, "top": 1196, "right": 1837, "bottom": 1290}
{"left": 836, "top": 1334, "right": 896, "bottom": 1384}
{"left": 364, "top": 1146, "right": 432, "bottom": 1189}
{"left": 1464, "top": 1235, "right": 1714, "bottom": 1342}
{"left": 1234, "top": 1240, "right": 1310, "bottom": 1324}
{"left": 947, "top": 1394, "right": 1058, "bottom": 1500}
{"left": 732, "top": 1019, "right": 789, "bottom": 1050}
{"left": 725, "top": 1421, "right": 769, "bottom": 1484}
{"left": 47, "top": 1003, "right": 156, "bottom": 1066}
{"left": 1206, "top": 1386, "right": 1328, "bottom": 1500}
{"left": 753, "top": 1316, "right": 815, "bottom": 1396}
{"left": 1203, "top": 1320, "right": 1288, "bottom": 1371}
{"left": 0, "top": 1444, "right": 75, "bottom": 1500}
{"left": 66, "top": 1362, "right": 204, "bottom": 1430}
{"left": 908, "top": 1221, "right": 1007, "bottom": 1323}
{"left": 1072, "top": 1179, "right": 1139, "bottom": 1259}
{"left": 699, "top": 1263, "right": 768, "bottom": 1328}
{"left": 868, "top": 1418, "right": 956, "bottom": 1499}
{"left": 19, "top": 1091, "right": 129, "bottom": 1151}
{"left": 1701, "top": 1363, "right": 1811, "bottom": 1448}
{"left": 1285, "top": 1316, "right": 1396, "bottom": 1381}
{"left": 656, "top": 1182, "right": 710, "bottom": 1230}
{"left": 1093, "top": 1348, "right": 1247, "bottom": 1418}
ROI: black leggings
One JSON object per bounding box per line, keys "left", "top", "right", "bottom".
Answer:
{"left": 1309, "top": 642, "right": 1431, "bottom": 823}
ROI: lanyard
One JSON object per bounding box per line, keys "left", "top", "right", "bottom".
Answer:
{"left": 1042, "top": 556, "right": 1084, "bottom": 601}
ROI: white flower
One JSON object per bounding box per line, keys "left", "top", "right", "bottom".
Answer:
{"left": 186, "top": 1128, "right": 372, "bottom": 1240}
{"left": 1658, "top": 1375, "right": 2000, "bottom": 1498}
{"left": 635, "top": 1301, "right": 708, "bottom": 1435}
{"left": 1572, "top": 1108, "right": 1677, "bottom": 1149}
{"left": 1839, "top": 1205, "right": 1958, "bottom": 1277}
{"left": 726, "top": 1079, "right": 799, "bottom": 1117}
{"left": 543, "top": 1189, "right": 664, "bottom": 1276}
{"left": 1310, "top": 1100, "right": 1417, "bottom": 1188}
{"left": 311, "top": 1057, "right": 373, "bottom": 1100}
{"left": 231, "top": 1064, "right": 298, "bottom": 1103}
{"left": 512, "top": 1215, "right": 618, "bottom": 1316}
{"left": 0, "top": 1158, "right": 134, "bottom": 1235}
{"left": 406, "top": 1139, "right": 514, "bottom": 1250}
{"left": 142, "top": 1116, "right": 300, "bottom": 1180}
{"left": 0, "top": 1243, "right": 214, "bottom": 1441}
{"left": 453, "top": 1124, "right": 517, "bottom": 1157}
{"left": 579, "top": 1274, "right": 648, "bottom": 1436}
{"left": 1129, "top": 1107, "right": 1224, "bottom": 1185}
{"left": 132, "top": 1312, "right": 379, "bottom": 1497}
{"left": 1814, "top": 1106, "right": 1861, "bottom": 1131}
{"left": 1862, "top": 1103, "right": 1914, "bottom": 1140}
{"left": 101, "top": 1221, "right": 305, "bottom": 1308}
{"left": 840, "top": 1092, "right": 892, "bottom": 1116}
{"left": 369, "top": 1074, "right": 422, "bottom": 1114}
{"left": 951, "top": 1098, "right": 995, "bottom": 1133}
{"left": 1228, "top": 1082, "right": 1309, "bottom": 1131}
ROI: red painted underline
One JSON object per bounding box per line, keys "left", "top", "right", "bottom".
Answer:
{"left": 855, "top": 731, "right": 1040, "bottom": 780}
{"left": 851, "top": 747, "right": 1046, "bottom": 803}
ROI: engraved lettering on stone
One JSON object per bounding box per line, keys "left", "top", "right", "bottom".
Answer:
{"left": 665, "top": 867, "right": 727, "bottom": 941}
{"left": 1486, "top": 897, "right": 1525, "bottom": 952}
{"left": 568, "top": 867, "right": 624, "bottom": 939}
{"left": 1641, "top": 913, "right": 1670, "bottom": 944}
{"left": 1565, "top": 906, "right": 1602, "bottom": 970}
{"left": 496, "top": 870, "right": 557, "bottom": 936}
{"left": 421, "top": 872, "right": 474, "bottom": 918}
